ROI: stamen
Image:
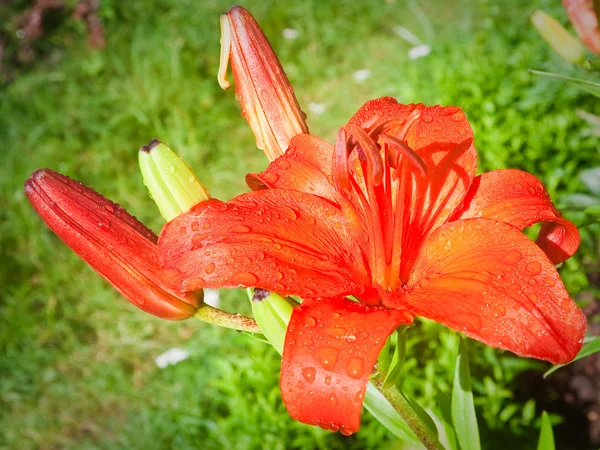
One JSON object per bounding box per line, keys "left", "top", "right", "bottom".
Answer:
{"left": 379, "top": 134, "right": 427, "bottom": 176}
{"left": 334, "top": 127, "right": 351, "bottom": 192}
{"left": 218, "top": 14, "right": 232, "bottom": 89}
{"left": 348, "top": 124, "right": 384, "bottom": 186}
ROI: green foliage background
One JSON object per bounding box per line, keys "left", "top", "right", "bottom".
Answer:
{"left": 1, "top": 0, "right": 598, "bottom": 449}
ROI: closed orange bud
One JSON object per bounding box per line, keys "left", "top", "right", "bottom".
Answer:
{"left": 25, "top": 169, "right": 199, "bottom": 320}
{"left": 218, "top": 6, "right": 309, "bottom": 161}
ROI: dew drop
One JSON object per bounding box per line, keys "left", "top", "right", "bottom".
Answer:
{"left": 504, "top": 250, "right": 522, "bottom": 264}
{"left": 331, "top": 312, "right": 341, "bottom": 320}
{"left": 345, "top": 335, "right": 357, "bottom": 343}
{"left": 279, "top": 160, "right": 291, "bottom": 169}
{"left": 340, "top": 426, "right": 354, "bottom": 436}
{"left": 104, "top": 204, "right": 115, "bottom": 213}
{"left": 205, "top": 262, "right": 215, "bottom": 274}
{"left": 543, "top": 276, "right": 556, "bottom": 287}
{"left": 346, "top": 357, "right": 364, "bottom": 379}
{"left": 191, "top": 234, "right": 204, "bottom": 250}
{"left": 525, "top": 261, "right": 542, "bottom": 276}
{"left": 191, "top": 221, "right": 200, "bottom": 231}
{"left": 527, "top": 293, "right": 538, "bottom": 302}
{"left": 513, "top": 183, "right": 523, "bottom": 192}
{"left": 301, "top": 367, "right": 316, "bottom": 383}
{"left": 305, "top": 317, "right": 317, "bottom": 328}
{"left": 232, "top": 272, "right": 259, "bottom": 286}
{"left": 451, "top": 112, "right": 465, "bottom": 122}
{"left": 494, "top": 304, "right": 506, "bottom": 317}
{"left": 527, "top": 186, "right": 536, "bottom": 195}
{"left": 262, "top": 172, "right": 279, "bottom": 184}
{"left": 329, "top": 394, "right": 338, "bottom": 405}
{"left": 422, "top": 114, "right": 434, "bottom": 123}
{"left": 231, "top": 224, "right": 251, "bottom": 233}
{"left": 325, "top": 375, "right": 332, "bottom": 385}
{"left": 316, "top": 347, "right": 339, "bottom": 370}
{"left": 97, "top": 220, "right": 111, "bottom": 231}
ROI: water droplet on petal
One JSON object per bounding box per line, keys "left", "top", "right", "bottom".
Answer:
{"left": 504, "top": 250, "right": 522, "bottom": 264}
{"left": 104, "top": 204, "right": 115, "bottom": 213}
{"left": 191, "top": 234, "right": 204, "bottom": 250}
{"left": 331, "top": 312, "right": 341, "bottom": 320}
{"left": 301, "top": 367, "right": 316, "bottom": 383}
{"left": 494, "top": 304, "right": 506, "bottom": 317}
{"left": 191, "top": 221, "right": 200, "bottom": 231}
{"left": 525, "top": 261, "right": 542, "bottom": 275}
{"left": 544, "top": 277, "right": 556, "bottom": 287}
{"left": 513, "top": 183, "right": 523, "bottom": 192}
{"left": 527, "top": 293, "right": 538, "bottom": 302}
{"left": 324, "top": 375, "right": 331, "bottom": 385}
{"left": 305, "top": 317, "right": 317, "bottom": 328}
{"left": 329, "top": 394, "right": 338, "bottom": 405}
{"left": 451, "top": 112, "right": 465, "bottom": 122}
{"left": 316, "top": 347, "right": 339, "bottom": 370}
{"left": 232, "top": 272, "right": 259, "bottom": 286}
{"left": 340, "top": 426, "right": 354, "bottom": 436}
{"left": 422, "top": 114, "right": 434, "bottom": 123}
{"left": 231, "top": 225, "right": 251, "bottom": 233}
{"left": 346, "top": 357, "right": 364, "bottom": 379}
{"left": 205, "top": 262, "right": 215, "bottom": 274}
{"left": 345, "top": 335, "right": 357, "bottom": 343}
{"left": 262, "top": 172, "right": 279, "bottom": 184}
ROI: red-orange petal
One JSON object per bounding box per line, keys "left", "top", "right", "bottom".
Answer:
{"left": 246, "top": 134, "right": 339, "bottom": 202}
{"left": 452, "top": 169, "right": 580, "bottom": 264}
{"left": 281, "top": 297, "right": 412, "bottom": 434}
{"left": 158, "top": 189, "right": 370, "bottom": 299}
{"left": 349, "top": 97, "right": 478, "bottom": 279}
{"left": 25, "top": 169, "right": 199, "bottom": 320}
{"left": 401, "top": 218, "right": 586, "bottom": 364}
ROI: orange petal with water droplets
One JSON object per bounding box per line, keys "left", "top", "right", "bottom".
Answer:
{"left": 281, "top": 297, "right": 412, "bottom": 434}
{"left": 400, "top": 218, "right": 586, "bottom": 364}
{"left": 452, "top": 169, "right": 580, "bottom": 264}
{"left": 158, "top": 189, "right": 370, "bottom": 298}
{"left": 246, "top": 134, "right": 339, "bottom": 202}
{"left": 25, "top": 169, "right": 199, "bottom": 320}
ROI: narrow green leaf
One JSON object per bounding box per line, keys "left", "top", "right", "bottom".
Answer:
{"left": 364, "top": 383, "right": 426, "bottom": 449}
{"left": 451, "top": 338, "right": 481, "bottom": 450}
{"left": 406, "top": 394, "right": 439, "bottom": 441}
{"left": 437, "top": 393, "right": 459, "bottom": 450}
{"left": 384, "top": 328, "right": 408, "bottom": 389}
{"left": 537, "top": 411, "right": 555, "bottom": 450}
{"left": 544, "top": 336, "right": 600, "bottom": 377}
{"left": 529, "top": 69, "right": 600, "bottom": 98}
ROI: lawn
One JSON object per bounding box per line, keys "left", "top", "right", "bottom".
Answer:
{"left": 1, "top": 0, "right": 599, "bottom": 449}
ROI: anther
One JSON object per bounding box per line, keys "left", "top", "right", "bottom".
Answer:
{"left": 348, "top": 124, "right": 384, "bottom": 186}
{"left": 379, "top": 134, "right": 427, "bottom": 176}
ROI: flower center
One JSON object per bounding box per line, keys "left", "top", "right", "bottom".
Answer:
{"left": 333, "top": 110, "right": 425, "bottom": 291}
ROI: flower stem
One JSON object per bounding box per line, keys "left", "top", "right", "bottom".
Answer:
{"left": 193, "top": 304, "right": 261, "bottom": 333}
{"left": 371, "top": 372, "right": 443, "bottom": 450}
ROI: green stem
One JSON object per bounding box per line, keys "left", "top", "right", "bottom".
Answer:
{"left": 193, "top": 304, "right": 261, "bottom": 333}
{"left": 372, "top": 372, "right": 443, "bottom": 450}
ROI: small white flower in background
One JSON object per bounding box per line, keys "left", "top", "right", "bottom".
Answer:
{"left": 282, "top": 28, "right": 299, "bottom": 40}
{"left": 408, "top": 44, "right": 431, "bottom": 60}
{"left": 308, "top": 102, "right": 327, "bottom": 115}
{"left": 155, "top": 348, "right": 190, "bottom": 369}
{"left": 203, "top": 288, "right": 220, "bottom": 308}
{"left": 353, "top": 69, "right": 371, "bottom": 83}
{"left": 394, "top": 26, "right": 422, "bottom": 46}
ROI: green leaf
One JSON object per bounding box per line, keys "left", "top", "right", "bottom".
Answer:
{"left": 363, "top": 383, "right": 426, "bottom": 449}
{"left": 544, "top": 336, "right": 600, "bottom": 377}
{"left": 384, "top": 328, "right": 408, "bottom": 389}
{"left": 529, "top": 69, "right": 600, "bottom": 98}
{"left": 437, "top": 393, "right": 459, "bottom": 450}
{"left": 537, "top": 411, "right": 555, "bottom": 450}
{"left": 451, "top": 338, "right": 481, "bottom": 450}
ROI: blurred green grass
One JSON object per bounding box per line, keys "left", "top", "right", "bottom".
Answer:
{"left": 1, "top": 0, "right": 599, "bottom": 449}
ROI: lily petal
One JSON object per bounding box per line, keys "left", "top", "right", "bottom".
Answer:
{"left": 452, "top": 169, "right": 580, "bottom": 264}
{"left": 158, "top": 189, "right": 369, "bottom": 299}
{"left": 349, "top": 97, "right": 478, "bottom": 280}
{"left": 402, "top": 218, "right": 586, "bottom": 364}
{"left": 246, "top": 134, "right": 339, "bottom": 202}
{"left": 281, "top": 297, "right": 412, "bottom": 434}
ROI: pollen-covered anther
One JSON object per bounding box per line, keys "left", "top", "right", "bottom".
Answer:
{"left": 347, "top": 124, "right": 384, "bottom": 185}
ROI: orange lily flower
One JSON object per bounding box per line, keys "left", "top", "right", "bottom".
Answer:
{"left": 563, "top": 0, "right": 600, "bottom": 54}
{"left": 26, "top": 169, "right": 199, "bottom": 320}
{"left": 158, "top": 97, "right": 586, "bottom": 433}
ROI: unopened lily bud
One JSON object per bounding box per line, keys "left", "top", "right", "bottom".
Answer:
{"left": 532, "top": 10, "right": 586, "bottom": 64}
{"left": 139, "top": 139, "right": 210, "bottom": 222}
{"left": 218, "top": 6, "right": 309, "bottom": 161}
{"left": 25, "top": 169, "right": 200, "bottom": 320}
{"left": 248, "top": 288, "right": 294, "bottom": 354}
{"left": 563, "top": 0, "right": 600, "bottom": 54}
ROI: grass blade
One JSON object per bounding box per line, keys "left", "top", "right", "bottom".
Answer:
{"left": 529, "top": 69, "right": 600, "bottom": 98}
{"left": 451, "top": 338, "right": 481, "bottom": 450}
{"left": 537, "top": 411, "right": 555, "bottom": 450}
